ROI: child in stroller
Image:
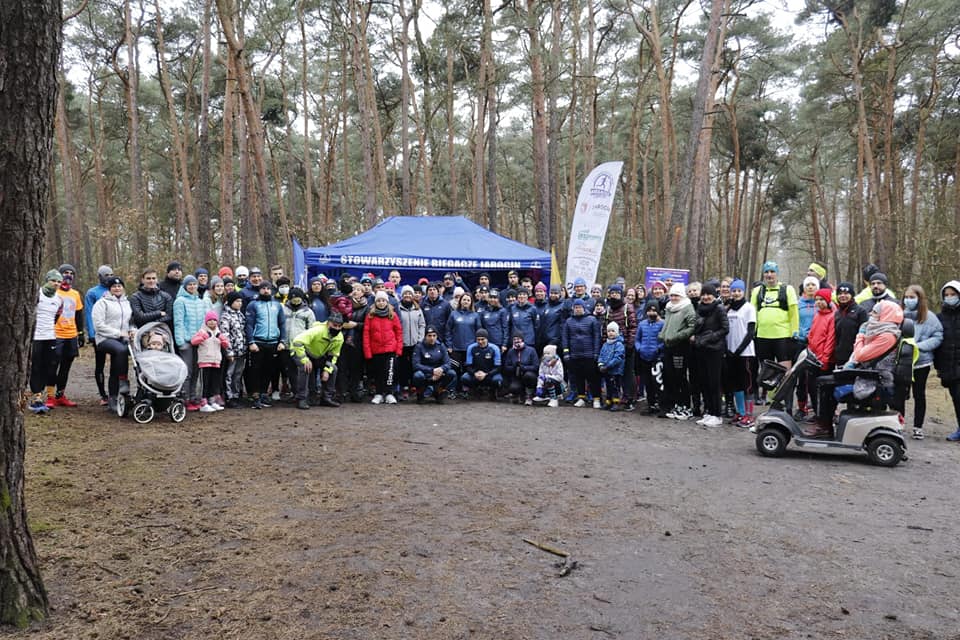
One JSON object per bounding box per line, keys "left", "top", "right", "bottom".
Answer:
{"left": 125, "top": 322, "right": 189, "bottom": 423}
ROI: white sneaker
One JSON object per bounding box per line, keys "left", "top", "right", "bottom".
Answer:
{"left": 912, "top": 428, "right": 925, "bottom": 440}
{"left": 593, "top": 398, "right": 602, "bottom": 409}
{"left": 573, "top": 398, "right": 587, "bottom": 408}
{"left": 371, "top": 394, "right": 384, "bottom": 405}
{"left": 696, "top": 415, "right": 709, "bottom": 425}
{"left": 199, "top": 403, "right": 217, "bottom": 413}
{"left": 384, "top": 394, "right": 397, "bottom": 405}
{"left": 673, "top": 407, "right": 692, "bottom": 421}
{"left": 524, "top": 398, "right": 533, "bottom": 406}
{"left": 210, "top": 401, "right": 225, "bottom": 411}
{"left": 703, "top": 415, "right": 723, "bottom": 427}
{"left": 532, "top": 396, "right": 548, "bottom": 404}
{"left": 547, "top": 399, "right": 559, "bottom": 408}
{"left": 271, "top": 391, "right": 281, "bottom": 401}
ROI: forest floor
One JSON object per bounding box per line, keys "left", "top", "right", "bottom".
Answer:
{"left": 10, "top": 356, "right": 960, "bottom": 640}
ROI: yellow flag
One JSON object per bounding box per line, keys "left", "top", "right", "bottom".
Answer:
{"left": 551, "top": 246, "right": 560, "bottom": 288}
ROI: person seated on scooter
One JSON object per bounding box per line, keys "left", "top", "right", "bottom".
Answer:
{"left": 810, "top": 300, "right": 904, "bottom": 438}
{"left": 801, "top": 288, "right": 837, "bottom": 437}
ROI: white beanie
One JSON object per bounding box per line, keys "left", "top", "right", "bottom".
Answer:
{"left": 453, "top": 286, "right": 465, "bottom": 297}
{"left": 802, "top": 276, "right": 820, "bottom": 289}
{"left": 669, "top": 283, "right": 686, "bottom": 297}
{"left": 400, "top": 285, "right": 414, "bottom": 297}
{"left": 607, "top": 322, "right": 620, "bottom": 335}
{"left": 375, "top": 290, "right": 389, "bottom": 302}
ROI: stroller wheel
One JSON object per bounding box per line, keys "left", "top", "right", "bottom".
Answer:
{"left": 116, "top": 394, "right": 128, "bottom": 418}
{"left": 132, "top": 402, "right": 155, "bottom": 424}
{"left": 169, "top": 401, "right": 187, "bottom": 424}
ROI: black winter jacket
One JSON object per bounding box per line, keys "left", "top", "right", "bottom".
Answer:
{"left": 935, "top": 304, "right": 960, "bottom": 384}
{"left": 834, "top": 301, "right": 867, "bottom": 365}
{"left": 692, "top": 300, "right": 729, "bottom": 352}
{"left": 130, "top": 285, "right": 174, "bottom": 328}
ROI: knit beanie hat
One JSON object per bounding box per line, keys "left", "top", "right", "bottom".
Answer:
{"left": 45, "top": 269, "right": 63, "bottom": 282}
{"left": 730, "top": 279, "right": 746, "bottom": 292}
{"left": 226, "top": 291, "right": 243, "bottom": 306}
{"left": 644, "top": 301, "right": 659, "bottom": 314}
{"left": 836, "top": 282, "right": 856, "bottom": 294}
{"left": 669, "top": 283, "right": 686, "bottom": 297}
{"left": 58, "top": 263, "right": 76, "bottom": 274}
{"left": 375, "top": 290, "right": 389, "bottom": 302}
{"left": 870, "top": 272, "right": 889, "bottom": 285}
{"left": 802, "top": 276, "right": 820, "bottom": 290}
{"left": 400, "top": 285, "right": 414, "bottom": 297}
{"left": 534, "top": 282, "right": 547, "bottom": 292}
{"left": 815, "top": 288, "right": 834, "bottom": 301}
{"left": 606, "top": 322, "right": 620, "bottom": 335}
{"left": 572, "top": 298, "right": 585, "bottom": 309}
{"left": 182, "top": 275, "right": 198, "bottom": 287}
{"left": 218, "top": 266, "right": 234, "bottom": 279}
{"left": 204, "top": 310, "right": 219, "bottom": 323}
{"left": 195, "top": 267, "right": 209, "bottom": 277}
{"left": 761, "top": 261, "right": 779, "bottom": 274}
{"left": 701, "top": 283, "right": 717, "bottom": 297}
{"left": 209, "top": 276, "right": 223, "bottom": 288}
{"left": 97, "top": 264, "right": 113, "bottom": 278}
{"left": 542, "top": 344, "right": 557, "bottom": 359}
{"left": 475, "top": 328, "right": 489, "bottom": 339}
{"left": 166, "top": 261, "right": 182, "bottom": 274}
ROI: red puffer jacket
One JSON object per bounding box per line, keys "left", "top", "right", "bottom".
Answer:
{"left": 363, "top": 309, "right": 403, "bottom": 359}
{"left": 808, "top": 305, "right": 836, "bottom": 369}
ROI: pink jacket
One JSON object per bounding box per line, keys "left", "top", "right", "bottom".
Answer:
{"left": 190, "top": 327, "right": 230, "bottom": 367}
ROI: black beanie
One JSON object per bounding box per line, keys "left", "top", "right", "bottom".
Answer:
{"left": 226, "top": 291, "right": 243, "bottom": 306}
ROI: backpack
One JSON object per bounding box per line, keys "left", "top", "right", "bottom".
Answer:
{"left": 752, "top": 284, "right": 789, "bottom": 312}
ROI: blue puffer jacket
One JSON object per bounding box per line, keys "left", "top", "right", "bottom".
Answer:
{"left": 797, "top": 295, "right": 817, "bottom": 341}
{"left": 562, "top": 313, "right": 600, "bottom": 360}
{"left": 245, "top": 297, "right": 287, "bottom": 344}
{"left": 503, "top": 345, "right": 539, "bottom": 377}
{"left": 84, "top": 284, "right": 107, "bottom": 340}
{"left": 480, "top": 306, "right": 510, "bottom": 348}
{"left": 538, "top": 299, "right": 565, "bottom": 347}
{"left": 421, "top": 296, "right": 451, "bottom": 333}
{"left": 905, "top": 309, "right": 943, "bottom": 368}
{"left": 509, "top": 302, "right": 539, "bottom": 345}
{"left": 598, "top": 335, "right": 625, "bottom": 375}
{"left": 173, "top": 286, "right": 212, "bottom": 347}
{"left": 635, "top": 318, "right": 664, "bottom": 361}
{"left": 445, "top": 309, "right": 481, "bottom": 351}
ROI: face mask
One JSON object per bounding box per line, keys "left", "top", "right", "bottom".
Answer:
{"left": 945, "top": 295, "right": 960, "bottom": 307}
{"left": 278, "top": 285, "right": 290, "bottom": 296}
{"left": 328, "top": 327, "right": 341, "bottom": 337}
{"left": 903, "top": 298, "right": 918, "bottom": 310}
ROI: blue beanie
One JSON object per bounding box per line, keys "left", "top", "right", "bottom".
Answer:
{"left": 574, "top": 277, "right": 587, "bottom": 287}
{"left": 761, "top": 261, "right": 779, "bottom": 274}
{"left": 195, "top": 267, "right": 209, "bottom": 277}
{"left": 182, "top": 275, "right": 198, "bottom": 287}
{"left": 572, "top": 298, "right": 585, "bottom": 308}
{"left": 730, "top": 279, "right": 746, "bottom": 292}
{"left": 608, "top": 284, "right": 624, "bottom": 294}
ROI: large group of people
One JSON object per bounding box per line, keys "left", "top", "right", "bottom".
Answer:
{"left": 26, "top": 259, "right": 960, "bottom": 442}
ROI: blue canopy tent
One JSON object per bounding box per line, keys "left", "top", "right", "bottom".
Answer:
{"left": 295, "top": 216, "right": 551, "bottom": 290}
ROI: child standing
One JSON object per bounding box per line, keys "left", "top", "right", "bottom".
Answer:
{"left": 219, "top": 292, "right": 248, "bottom": 408}
{"left": 598, "top": 322, "right": 626, "bottom": 411}
{"left": 533, "top": 344, "right": 565, "bottom": 407}
{"left": 725, "top": 280, "right": 757, "bottom": 427}
{"left": 635, "top": 301, "right": 665, "bottom": 414}
{"left": 191, "top": 310, "right": 230, "bottom": 412}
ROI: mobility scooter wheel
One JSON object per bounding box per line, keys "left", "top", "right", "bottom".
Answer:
{"left": 755, "top": 427, "right": 788, "bottom": 457}
{"left": 867, "top": 436, "right": 903, "bottom": 467}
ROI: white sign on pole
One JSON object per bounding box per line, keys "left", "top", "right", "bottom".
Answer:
{"left": 563, "top": 161, "right": 624, "bottom": 288}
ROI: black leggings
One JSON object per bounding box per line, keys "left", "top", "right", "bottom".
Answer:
{"left": 248, "top": 342, "right": 280, "bottom": 396}
{"left": 54, "top": 337, "right": 79, "bottom": 393}
{"left": 948, "top": 379, "right": 960, "bottom": 430}
{"left": 94, "top": 344, "right": 108, "bottom": 398}
{"left": 97, "top": 338, "right": 129, "bottom": 397}
{"left": 692, "top": 350, "right": 723, "bottom": 416}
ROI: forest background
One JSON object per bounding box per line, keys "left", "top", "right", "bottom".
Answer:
{"left": 49, "top": 0, "right": 960, "bottom": 290}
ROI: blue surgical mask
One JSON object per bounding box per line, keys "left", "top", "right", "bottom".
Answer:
{"left": 945, "top": 295, "right": 960, "bottom": 307}
{"left": 903, "top": 298, "right": 918, "bottom": 310}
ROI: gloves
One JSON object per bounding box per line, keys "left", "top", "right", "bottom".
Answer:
{"left": 77, "top": 331, "right": 85, "bottom": 348}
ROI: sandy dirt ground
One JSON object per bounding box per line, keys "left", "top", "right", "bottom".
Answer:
{"left": 8, "top": 356, "right": 960, "bottom": 640}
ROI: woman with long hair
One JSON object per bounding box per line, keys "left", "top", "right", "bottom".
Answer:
{"left": 898, "top": 285, "right": 943, "bottom": 440}
{"left": 363, "top": 290, "right": 403, "bottom": 404}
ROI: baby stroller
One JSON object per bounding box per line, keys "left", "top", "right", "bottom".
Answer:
{"left": 125, "top": 322, "right": 189, "bottom": 423}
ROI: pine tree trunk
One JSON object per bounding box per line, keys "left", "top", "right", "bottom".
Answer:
{"left": 298, "top": 3, "right": 315, "bottom": 244}
{"left": 526, "top": 0, "right": 551, "bottom": 250}
{"left": 0, "top": 0, "right": 59, "bottom": 625}
{"left": 197, "top": 0, "right": 214, "bottom": 265}
{"left": 221, "top": 51, "right": 236, "bottom": 265}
